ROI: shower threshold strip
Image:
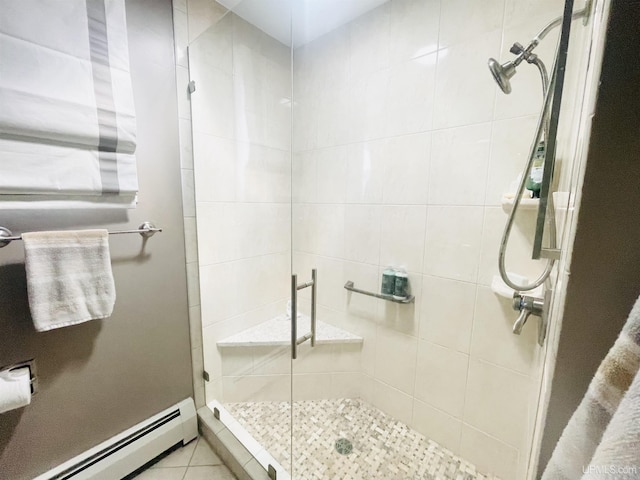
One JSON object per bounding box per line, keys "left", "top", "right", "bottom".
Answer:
{"left": 207, "top": 400, "right": 291, "bottom": 480}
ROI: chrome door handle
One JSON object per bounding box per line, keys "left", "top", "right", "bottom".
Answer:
{"left": 291, "top": 269, "right": 317, "bottom": 359}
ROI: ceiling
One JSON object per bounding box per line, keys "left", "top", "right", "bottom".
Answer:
{"left": 216, "top": 0, "right": 390, "bottom": 47}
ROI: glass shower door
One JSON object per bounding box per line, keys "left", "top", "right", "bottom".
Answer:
{"left": 187, "top": 4, "right": 294, "bottom": 476}
{"left": 185, "top": 0, "right": 597, "bottom": 478}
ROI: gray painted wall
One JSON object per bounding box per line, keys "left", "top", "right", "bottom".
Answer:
{"left": 538, "top": 0, "right": 640, "bottom": 473}
{"left": 0, "top": 1, "right": 193, "bottom": 478}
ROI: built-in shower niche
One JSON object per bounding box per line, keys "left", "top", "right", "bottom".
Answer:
{"left": 217, "top": 313, "right": 363, "bottom": 403}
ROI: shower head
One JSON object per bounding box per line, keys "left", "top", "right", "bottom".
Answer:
{"left": 488, "top": 58, "right": 517, "bottom": 94}
{"left": 488, "top": 3, "right": 591, "bottom": 96}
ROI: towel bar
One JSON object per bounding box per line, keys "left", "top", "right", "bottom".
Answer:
{"left": 0, "top": 222, "right": 162, "bottom": 248}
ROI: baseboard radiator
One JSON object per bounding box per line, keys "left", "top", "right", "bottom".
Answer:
{"left": 34, "top": 398, "right": 198, "bottom": 480}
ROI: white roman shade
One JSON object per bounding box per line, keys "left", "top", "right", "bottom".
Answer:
{"left": 0, "top": 0, "right": 138, "bottom": 208}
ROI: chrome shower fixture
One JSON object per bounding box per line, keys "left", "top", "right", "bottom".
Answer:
{"left": 488, "top": 58, "right": 517, "bottom": 94}
{"left": 488, "top": 1, "right": 592, "bottom": 95}
{"left": 493, "top": 0, "right": 592, "bottom": 293}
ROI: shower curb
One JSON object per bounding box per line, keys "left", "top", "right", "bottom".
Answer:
{"left": 198, "top": 406, "right": 270, "bottom": 480}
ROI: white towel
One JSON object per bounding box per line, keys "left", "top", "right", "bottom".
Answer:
{"left": 542, "top": 295, "right": 640, "bottom": 479}
{"left": 0, "top": 0, "right": 138, "bottom": 208}
{"left": 582, "top": 366, "right": 640, "bottom": 479}
{"left": 23, "top": 230, "right": 116, "bottom": 332}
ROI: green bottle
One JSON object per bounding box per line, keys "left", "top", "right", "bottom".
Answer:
{"left": 526, "top": 141, "right": 545, "bottom": 198}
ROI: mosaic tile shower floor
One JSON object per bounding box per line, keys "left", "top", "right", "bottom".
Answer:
{"left": 225, "top": 398, "right": 500, "bottom": 480}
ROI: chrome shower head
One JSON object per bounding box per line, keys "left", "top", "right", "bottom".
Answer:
{"left": 488, "top": 58, "right": 517, "bottom": 94}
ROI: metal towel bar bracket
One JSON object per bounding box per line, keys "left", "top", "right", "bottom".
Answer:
{"left": 0, "top": 221, "right": 162, "bottom": 248}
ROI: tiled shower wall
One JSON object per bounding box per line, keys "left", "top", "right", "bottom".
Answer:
{"left": 291, "top": 1, "right": 565, "bottom": 479}
{"left": 187, "top": 10, "right": 293, "bottom": 404}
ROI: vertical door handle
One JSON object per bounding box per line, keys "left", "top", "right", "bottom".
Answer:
{"left": 311, "top": 268, "right": 317, "bottom": 347}
{"left": 290, "top": 269, "right": 317, "bottom": 360}
{"left": 291, "top": 274, "right": 298, "bottom": 360}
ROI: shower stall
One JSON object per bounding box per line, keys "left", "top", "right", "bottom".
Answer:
{"left": 181, "top": 0, "right": 600, "bottom": 478}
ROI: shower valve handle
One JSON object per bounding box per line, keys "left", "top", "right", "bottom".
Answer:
{"left": 512, "top": 293, "right": 544, "bottom": 335}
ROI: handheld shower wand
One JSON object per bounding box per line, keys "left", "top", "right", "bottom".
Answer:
{"left": 488, "top": 2, "right": 590, "bottom": 292}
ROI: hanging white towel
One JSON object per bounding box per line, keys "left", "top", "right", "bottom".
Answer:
{"left": 0, "top": 0, "right": 138, "bottom": 208}
{"left": 542, "top": 294, "right": 640, "bottom": 480}
{"left": 23, "top": 230, "right": 116, "bottom": 332}
{"left": 581, "top": 366, "right": 640, "bottom": 479}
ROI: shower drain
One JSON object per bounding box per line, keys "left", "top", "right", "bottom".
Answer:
{"left": 335, "top": 438, "right": 353, "bottom": 455}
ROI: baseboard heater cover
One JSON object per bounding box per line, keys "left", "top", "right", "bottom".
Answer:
{"left": 33, "top": 398, "right": 198, "bottom": 480}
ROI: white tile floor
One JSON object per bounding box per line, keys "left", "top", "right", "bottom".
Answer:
{"left": 131, "top": 436, "right": 236, "bottom": 480}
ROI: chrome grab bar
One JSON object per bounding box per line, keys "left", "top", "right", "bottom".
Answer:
{"left": 291, "top": 269, "right": 317, "bottom": 360}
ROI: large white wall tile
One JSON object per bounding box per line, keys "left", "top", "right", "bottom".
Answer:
{"left": 412, "top": 399, "right": 462, "bottom": 454}
{"left": 382, "top": 133, "right": 430, "bottom": 205}
{"left": 414, "top": 341, "right": 469, "bottom": 418}
{"left": 349, "top": 70, "right": 390, "bottom": 142}
{"left": 374, "top": 326, "right": 418, "bottom": 395}
{"left": 429, "top": 123, "right": 491, "bottom": 206}
{"left": 419, "top": 275, "right": 475, "bottom": 353}
{"left": 384, "top": 53, "right": 437, "bottom": 136}
{"left": 371, "top": 380, "right": 414, "bottom": 426}
{"left": 235, "top": 144, "right": 291, "bottom": 203}
{"left": 191, "top": 70, "right": 234, "bottom": 137}
{"left": 315, "top": 205, "right": 346, "bottom": 258}
{"left": 433, "top": 31, "right": 501, "bottom": 129}
{"left": 423, "top": 206, "right": 484, "bottom": 282}
{"left": 389, "top": 0, "right": 440, "bottom": 63}
{"left": 459, "top": 424, "right": 519, "bottom": 480}
{"left": 471, "top": 286, "right": 540, "bottom": 375}
{"left": 316, "top": 87, "right": 353, "bottom": 147}
{"left": 293, "top": 150, "right": 318, "bottom": 204}
{"left": 200, "top": 262, "right": 240, "bottom": 326}
{"left": 293, "top": 373, "right": 333, "bottom": 401}
{"left": 293, "top": 96, "right": 319, "bottom": 151}
{"left": 330, "top": 372, "right": 364, "bottom": 398}
{"left": 223, "top": 374, "right": 291, "bottom": 403}
{"left": 439, "top": 0, "right": 505, "bottom": 48}
{"left": 346, "top": 140, "right": 386, "bottom": 203}
{"left": 252, "top": 346, "right": 291, "bottom": 375}
{"left": 316, "top": 146, "right": 348, "bottom": 203}
{"left": 379, "top": 206, "right": 427, "bottom": 273}
{"left": 349, "top": 3, "right": 391, "bottom": 78}
{"left": 463, "top": 358, "right": 531, "bottom": 447}
{"left": 315, "top": 257, "right": 350, "bottom": 313}
{"left": 193, "top": 133, "right": 236, "bottom": 202}
{"left": 344, "top": 205, "right": 381, "bottom": 265}
{"left": 196, "top": 203, "right": 290, "bottom": 265}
